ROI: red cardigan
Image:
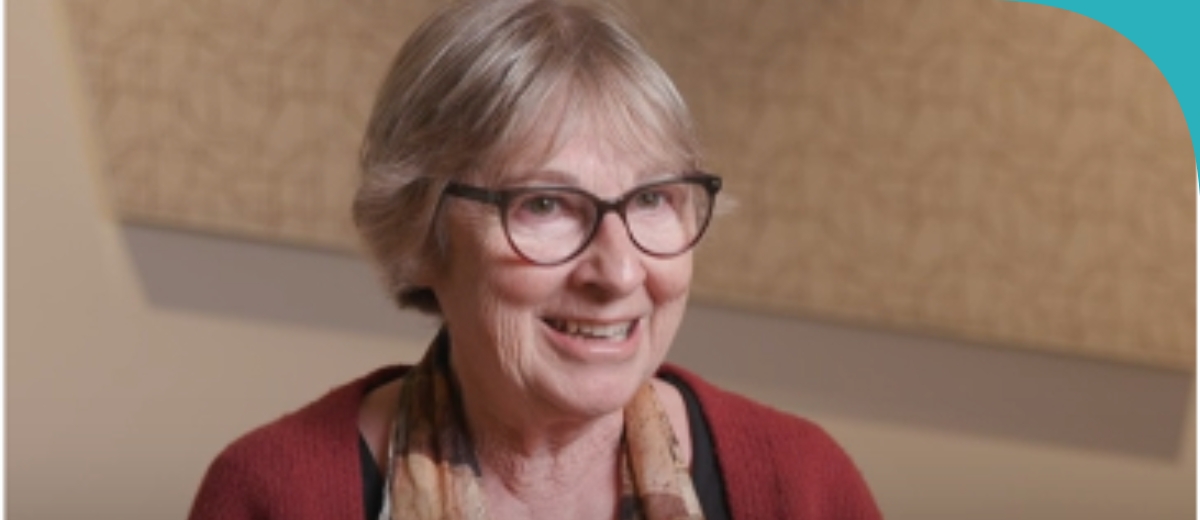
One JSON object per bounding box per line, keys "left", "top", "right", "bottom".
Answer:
{"left": 189, "top": 364, "right": 881, "bottom": 519}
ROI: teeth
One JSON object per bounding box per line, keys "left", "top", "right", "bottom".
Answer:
{"left": 549, "top": 319, "right": 633, "bottom": 340}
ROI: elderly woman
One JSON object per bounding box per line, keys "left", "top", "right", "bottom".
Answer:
{"left": 189, "top": 1, "right": 879, "bottom": 519}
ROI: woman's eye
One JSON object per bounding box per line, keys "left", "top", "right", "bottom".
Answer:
{"left": 633, "top": 190, "right": 667, "bottom": 209}
{"left": 517, "top": 195, "right": 562, "bottom": 216}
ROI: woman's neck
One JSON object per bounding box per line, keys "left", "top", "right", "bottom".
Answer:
{"left": 457, "top": 377, "right": 626, "bottom": 518}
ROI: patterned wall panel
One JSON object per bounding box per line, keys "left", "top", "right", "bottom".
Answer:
{"left": 62, "top": 0, "right": 443, "bottom": 247}
{"left": 62, "top": 0, "right": 1195, "bottom": 370}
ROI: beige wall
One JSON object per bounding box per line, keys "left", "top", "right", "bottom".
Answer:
{"left": 8, "top": 1, "right": 1195, "bottom": 519}
{"left": 59, "top": 0, "right": 1196, "bottom": 370}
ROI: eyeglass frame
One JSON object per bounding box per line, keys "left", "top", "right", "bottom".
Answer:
{"left": 439, "top": 172, "right": 723, "bottom": 266}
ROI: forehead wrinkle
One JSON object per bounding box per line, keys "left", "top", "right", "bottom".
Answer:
{"left": 511, "top": 149, "right": 674, "bottom": 196}
{"left": 501, "top": 118, "right": 682, "bottom": 191}
{"left": 498, "top": 167, "right": 577, "bottom": 187}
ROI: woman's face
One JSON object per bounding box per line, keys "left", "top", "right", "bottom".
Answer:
{"left": 430, "top": 126, "right": 693, "bottom": 423}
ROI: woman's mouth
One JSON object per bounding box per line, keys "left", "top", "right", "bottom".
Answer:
{"left": 543, "top": 318, "right": 637, "bottom": 340}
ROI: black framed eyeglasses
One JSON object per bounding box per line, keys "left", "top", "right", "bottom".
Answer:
{"left": 442, "top": 172, "right": 722, "bottom": 265}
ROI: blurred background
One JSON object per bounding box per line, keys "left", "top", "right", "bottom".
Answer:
{"left": 8, "top": 0, "right": 1196, "bottom": 518}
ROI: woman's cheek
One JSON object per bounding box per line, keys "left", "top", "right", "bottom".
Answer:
{"left": 478, "top": 281, "right": 538, "bottom": 349}
{"left": 491, "top": 316, "right": 527, "bottom": 375}
{"left": 649, "top": 255, "right": 693, "bottom": 303}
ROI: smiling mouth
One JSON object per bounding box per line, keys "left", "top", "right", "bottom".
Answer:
{"left": 544, "top": 318, "right": 637, "bottom": 340}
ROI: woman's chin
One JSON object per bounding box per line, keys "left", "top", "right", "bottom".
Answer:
{"left": 549, "top": 390, "right": 638, "bottom": 421}
{"left": 536, "top": 363, "right": 654, "bottom": 420}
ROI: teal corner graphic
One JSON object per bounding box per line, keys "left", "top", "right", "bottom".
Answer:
{"left": 1011, "top": 0, "right": 1199, "bottom": 188}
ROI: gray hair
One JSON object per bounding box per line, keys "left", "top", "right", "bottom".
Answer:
{"left": 353, "top": 0, "right": 700, "bottom": 314}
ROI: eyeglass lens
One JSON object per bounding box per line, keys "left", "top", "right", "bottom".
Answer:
{"left": 503, "top": 180, "right": 713, "bottom": 263}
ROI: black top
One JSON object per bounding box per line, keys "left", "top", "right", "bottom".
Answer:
{"left": 360, "top": 374, "right": 730, "bottom": 519}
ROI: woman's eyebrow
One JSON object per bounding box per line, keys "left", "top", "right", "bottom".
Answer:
{"left": 497, "top": 168, "right": 578, "bottom": 187}
{"left": 498, "top": 166, "right": 682, "bottom": 189}
{"left": 636, "top": 170, "right": 682, "bottom": 184}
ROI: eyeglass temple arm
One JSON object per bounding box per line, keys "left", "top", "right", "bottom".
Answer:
{"left": 444, "top": 182, "right": 505, "bottom": 205}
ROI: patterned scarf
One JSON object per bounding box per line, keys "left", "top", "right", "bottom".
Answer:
{"left": 380, "top": 331, "right": 704, "bottom": 519}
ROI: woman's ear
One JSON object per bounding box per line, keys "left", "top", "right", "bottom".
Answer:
{"left": 417, "top": 201, "right": 453, "bottom": 289}
{"left": 410, "top": 257, "right": 438, "bottom": 288}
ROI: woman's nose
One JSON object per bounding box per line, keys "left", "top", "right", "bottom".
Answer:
{"left": 569, "top": 213, "right": 647, "bottom": 298}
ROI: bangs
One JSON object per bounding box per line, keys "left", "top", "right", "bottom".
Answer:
{"left": 478, "top": 21, "right": 699, "bottom": 183}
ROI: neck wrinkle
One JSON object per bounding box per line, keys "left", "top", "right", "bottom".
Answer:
{"left": 460, "top": 383, "right": 625, "bottom": 503}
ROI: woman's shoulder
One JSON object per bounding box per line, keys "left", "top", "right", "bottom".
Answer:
{"left": 188, "top": 365, "right": 409, "bottom": 520}
{"left": 657, "top": 363, "right": 830, "bottom": 440}
{"left": 657, "top": 363, "right": 882, "bottom": 520}
{"left": 219, "top": 365, "right": 408, "bottom": 458}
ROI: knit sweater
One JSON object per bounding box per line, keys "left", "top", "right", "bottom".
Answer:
{"left": 188, "top": 364, "right": 882, "bottom": 519}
